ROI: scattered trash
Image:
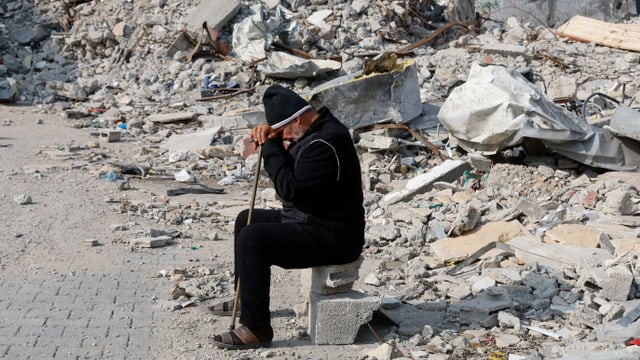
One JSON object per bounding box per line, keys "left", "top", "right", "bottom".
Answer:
{"left": 166, "top": 183, "right": 224, "bottom": 197}
{"left": 100, "top": 170, "right": 122, "bottom": 182}
{"left": 174, "top": 169, "right": 195, "bottom": 183}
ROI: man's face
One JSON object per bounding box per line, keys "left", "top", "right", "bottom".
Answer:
{"left": 275, "top": 118, "right": 305, "bottom": 143}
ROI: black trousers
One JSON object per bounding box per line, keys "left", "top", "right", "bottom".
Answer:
{"left": 233, "top": 208, "right": 363, "bottom": 329}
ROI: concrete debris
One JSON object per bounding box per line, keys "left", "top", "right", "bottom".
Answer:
{"left": 0, "top": 78, "right": 18, "bottom": 102}
{"left": 5, "top": 0, "right": 640, "bottom": 357}
{"left": 130, "top": 235, "right": 172, "bottom": 248}
{"left": 257, "top": 51, "right": 343, "bottom": 79}
{"left": 181, "top": 0, "right": 241, "bottom": 33}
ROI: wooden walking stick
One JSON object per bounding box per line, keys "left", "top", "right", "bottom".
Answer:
{"left": 230, "top": 145, "right": 262, "bottom": 331}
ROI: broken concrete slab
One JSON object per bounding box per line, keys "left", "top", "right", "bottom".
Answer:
{"left": 146, "top": 112, "right": 197, "bottom": 124}
{"left": 582, "top": 221, "right": 640, "bottom": 239}
{"left": 482, "top": 43, "right": 528, "bottom": 59}
{"left": 509, "top": 236, "right": 614, "bottom": 270}
{"left": 130, "top": 235, "right": 171, "bottom": 248}
{"left": 381, "top": 159, "right": 471, "bottom": 205}
{"left": 203, "top": 109, "right": 265, "bottom": 130}
{"left": 10, "top": 24, "right": 48, "bottom": 44}
{"left": 160, "top": 126, "right": 221, "bottom": 154}
{"left": 431, "top": 220, "right": 526, "bottom": 263}
{"left": 609, "top": 238, "right": 639, "bottom": 255}
{"left": 543, "top": 223, "right": 603, "bottom": 248}
{"left": 458, "top": 290, "right": 513, "bottom": 327}
{"left": 358, "top": 132, "right": 400, "bottom": 152}
{"left": 378, "top": 302, "right": 446, "bottom": 336}
{"left": 181, "top": 0, "right": 241, "bottom": 33}
{"left": 304, "top": 58, "right": 422, "bottom": 129}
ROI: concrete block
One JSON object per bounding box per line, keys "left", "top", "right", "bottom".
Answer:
{"left": 129, "top": 235, "right": 170, "bottom": 248}
{"left": 182, "top": 0, "right": 241, "bottom": 33}
{"left": 309, "top": 291, "right": 380, "bottom": 345}
{"left": 585, "top": 264, "right": 633, "bottom": 301}
{"left": 482, "top": 44, "right": 528, "bottom": 58}
{"left": 301, "top": 256, "right": 363, "bottom": 295}
{"left": 100, "top": 130, "right": 121, "bottom": 142}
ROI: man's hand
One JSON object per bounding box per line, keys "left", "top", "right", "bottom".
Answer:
{"left": 250, "top": 124, "right": 279, "bottom": 149}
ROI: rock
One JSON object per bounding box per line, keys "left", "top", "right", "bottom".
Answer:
{"left": 14, "top": 194, "right": 32, "bottom": 205}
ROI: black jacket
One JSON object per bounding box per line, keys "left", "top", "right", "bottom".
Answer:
{"left": 261, "top": 107, "right": 365, "bottom": 228}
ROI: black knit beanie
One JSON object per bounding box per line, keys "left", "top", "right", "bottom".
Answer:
{"left": 263, "top": 85, "right": 311, "bottom": 129}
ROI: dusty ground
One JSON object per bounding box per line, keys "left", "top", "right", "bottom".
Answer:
{"left": 0, "top": 104, "right": 388, "bottom": 360}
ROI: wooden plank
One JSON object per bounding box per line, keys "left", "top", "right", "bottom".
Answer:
{"left": 556, "top": 15, "right": 640, "bottom": 52}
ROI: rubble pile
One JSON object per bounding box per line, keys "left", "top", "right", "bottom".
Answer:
{"left": 3, "top": 0, "right": 640, "bottom": 358}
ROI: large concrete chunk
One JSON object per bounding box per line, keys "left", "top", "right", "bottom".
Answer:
{"left": 182, "top": 0, "right": 241, "bottom": 32}
{"left": 309, "top": 291, "right": 380, "bottom": 345}
{"left": 304, "top": 58, "right": 422, "bottom": 129}
{"left": 584, "top": 264, "right": 633, "bottom": 301}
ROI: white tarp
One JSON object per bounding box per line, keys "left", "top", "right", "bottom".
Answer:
{"left": 231, "top": 5, "right": 294, "bottom": 63}
{"left": 438, "top": 63, "right": 640, "bottom": 171}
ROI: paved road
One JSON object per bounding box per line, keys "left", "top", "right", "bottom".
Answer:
{"left": 0, "top": 251, "right": 170, "bottom": 360}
